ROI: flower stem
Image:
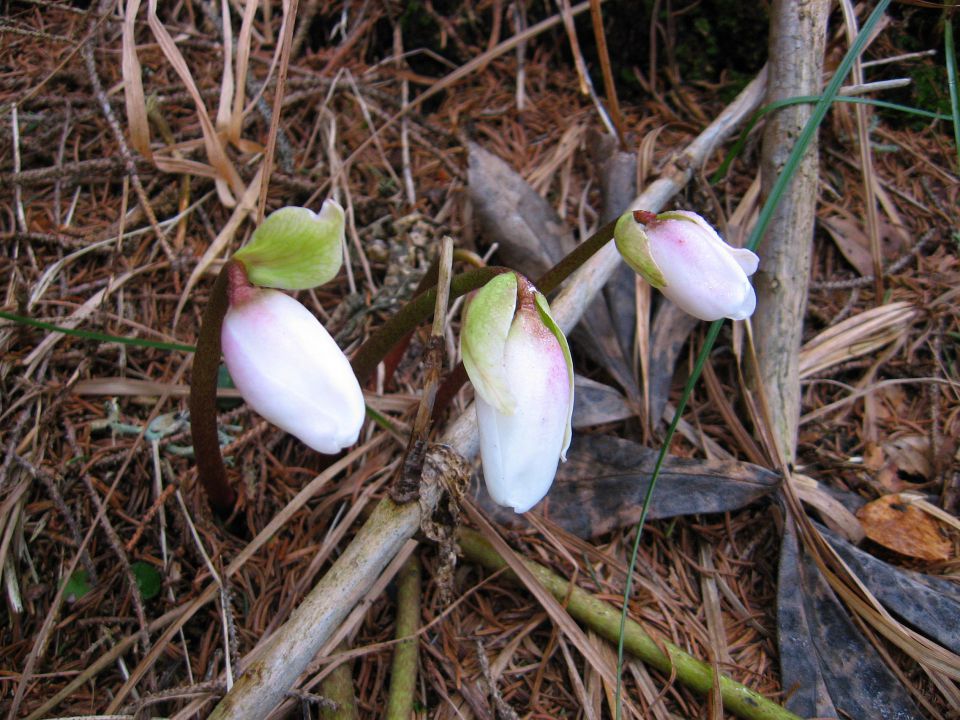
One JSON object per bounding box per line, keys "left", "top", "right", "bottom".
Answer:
{"left": 534, "top": 218, "right": 617, "bottom": 294}
{"left": 385, "top": 554, "right": 421, "bottom": 720}
{"left": 189, "top": 261, "right": 238, "bottom": 516}
{"left": 350, "top": 266, "right": 506, "bottom": 384}
{"left": 319, "top": 642, "right": 360, "bottom": 720}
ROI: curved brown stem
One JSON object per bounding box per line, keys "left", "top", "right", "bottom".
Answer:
{"left": 189, "top": 261, "right": 238, "bottom": 516}
{"left": 533, "top": 217, "right": 617, "bottom": 295}
{"left": 350, "top": 267, "right": 506, "bottom": 385}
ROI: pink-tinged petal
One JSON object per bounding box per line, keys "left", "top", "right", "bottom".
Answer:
{"left": 647, "top": 212, "right": 758, "bottom": 322}
{"left": 475, "top": 305, "right": 573, "bottom": 513}
{"left": 221, "top": 289, "right": 365, "bottom": 454}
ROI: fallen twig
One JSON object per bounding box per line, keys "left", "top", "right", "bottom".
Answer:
{"left": 457, "top": 528, "right": 802, "bottom": 720}
{"left": 385, "top": 555, "right": 422, "bottom": 720}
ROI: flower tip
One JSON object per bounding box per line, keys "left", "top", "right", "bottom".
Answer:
{"left": 727, "top": 285, "right": 757, "bottom": 321}
{"left": 317, "top": 197, "right": 345, "bottom": 226}
{"left": 632, "top": 209, "right": 658, "bottom": 225}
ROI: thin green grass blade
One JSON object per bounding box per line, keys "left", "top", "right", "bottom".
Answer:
{"left": 945, "top": 13, "right": 960, "bottom": 172}
{"left": 0, "top": 310, "right": 195, "bottom": 353}
{"left": 711, "top": 95, "right": 953, "bottom": 184}
{"left": 614, "top": 1, "right": 894, "bottom": 717}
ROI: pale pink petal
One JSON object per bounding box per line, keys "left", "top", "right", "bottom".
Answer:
{"left": 221, "top": 289, "right": 365, "bottom": 454}
{"left": 475, "top": 308, "right": 572, "bottom": 513}
{"left": 647, "top": 214, "right": 758, "bottom": 322}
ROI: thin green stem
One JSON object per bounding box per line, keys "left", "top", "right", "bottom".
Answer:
{"left": 615, "top": 320, "right": 722, "bottom": 700}
{"left": 945, "top": 13, "right": 960, "bottom": 172}
{"left": 614, "top": 2, "right": 894, "bottom": 717}
{"left": 385, "top": 554, "right": 421, "bottom": 720}
{"left": 711, "top": 94, "right": 952, "bottom": 184}
{"left": 189, "top": 262, "right": 236, "bottom": 516}
{"left": 319, "top": 642, "right": 360, "bottom": 720}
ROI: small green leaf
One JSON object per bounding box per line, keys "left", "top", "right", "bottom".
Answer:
{"left": 64, "top": 570, "right": 92, "bottom": 603}
{"left": 234, "top": 202, "right": 344, "bottom": 290}
{"left": 131, "top": 561, "right": 162, "bottom": 600}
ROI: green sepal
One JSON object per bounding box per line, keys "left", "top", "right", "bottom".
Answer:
{"left": 234, "top": 203, "right": 344, "bottom": 290}
{"left": 614, "top": 212, "right": 667, "bottom": 289}
{"left": 534, "top": 292, "right": 574, "bottom": 459}
{"left": 655, "top": 210, "right": 700, "bottom": 225}
{"left": 461, "top": 272, "right": 518, "bottom": 414}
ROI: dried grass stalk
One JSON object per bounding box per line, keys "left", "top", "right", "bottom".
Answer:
{"left": 121, "top": 0, "right": 151, "bottom": 160}
{"left": 798, "top": 301, "right": 918, "bottom": 379}
{"left": 753, "top": 0, "right": 830, "bottom": 462}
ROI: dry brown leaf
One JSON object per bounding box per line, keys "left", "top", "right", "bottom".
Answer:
{"left": 798, "top": 301, "right": 917, "bottom": 379}
{"left": 121, "top": 0, "right": 152, "bottom": 160}
{"left": 793, "top": 474, "right": 865, "bottom": 543}
{"left": 820, "top": 209, "right": 903, "bottom": 276}
{"left": 215, "top": 0, "right": 235, "bottom": 133}
{"left": 884, "top": 434, "right": 932, "bottom": 479}
{"left": 229, "top": 0, "right": 260, "bottom": 146}
{"left": 857, "top": 494, "right": 952, "bottom": 562}
{"left": 146, "top": 0, "right": 244, "bottom": 206}
{"left": 872, "top": 383, "right": 909, "bottom": 422}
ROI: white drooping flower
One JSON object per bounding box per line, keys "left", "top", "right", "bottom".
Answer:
{"left": 614, "top": 210, "right": 760, "bottom": 321}
{"left": 221, "top": 272, "right": 365, "bottom": 455}
{"left": 461, "top": 272, "right": 574, "bottom": 513}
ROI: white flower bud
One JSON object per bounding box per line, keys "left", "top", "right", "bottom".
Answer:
{"left": 461, "top": 273, "right": 574, "bottom": 513}
{"left": 615, "top": 210, "right": 760, "bottom": 321}
{"left": 221, "top": 281, "right": 365, "bottom": 454}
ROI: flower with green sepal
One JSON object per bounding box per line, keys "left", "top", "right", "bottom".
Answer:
{"left": 220, "top": 201, "right": 365, "bottom": 455}
{"left": 615, "top": 209, "right": 759, "bottom": 321}
{"left": 461, "top": 272, "right": 574, "bottom": 513}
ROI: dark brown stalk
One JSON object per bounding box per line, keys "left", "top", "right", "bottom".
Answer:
{"left": 189, "top": 262, "right": 237, "bottom": 516}
{"left": 349, "top": 266, "right": 506, "bottom": 384}
{"left": 534, "top": 218, "right": 617, "bottom": 295}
